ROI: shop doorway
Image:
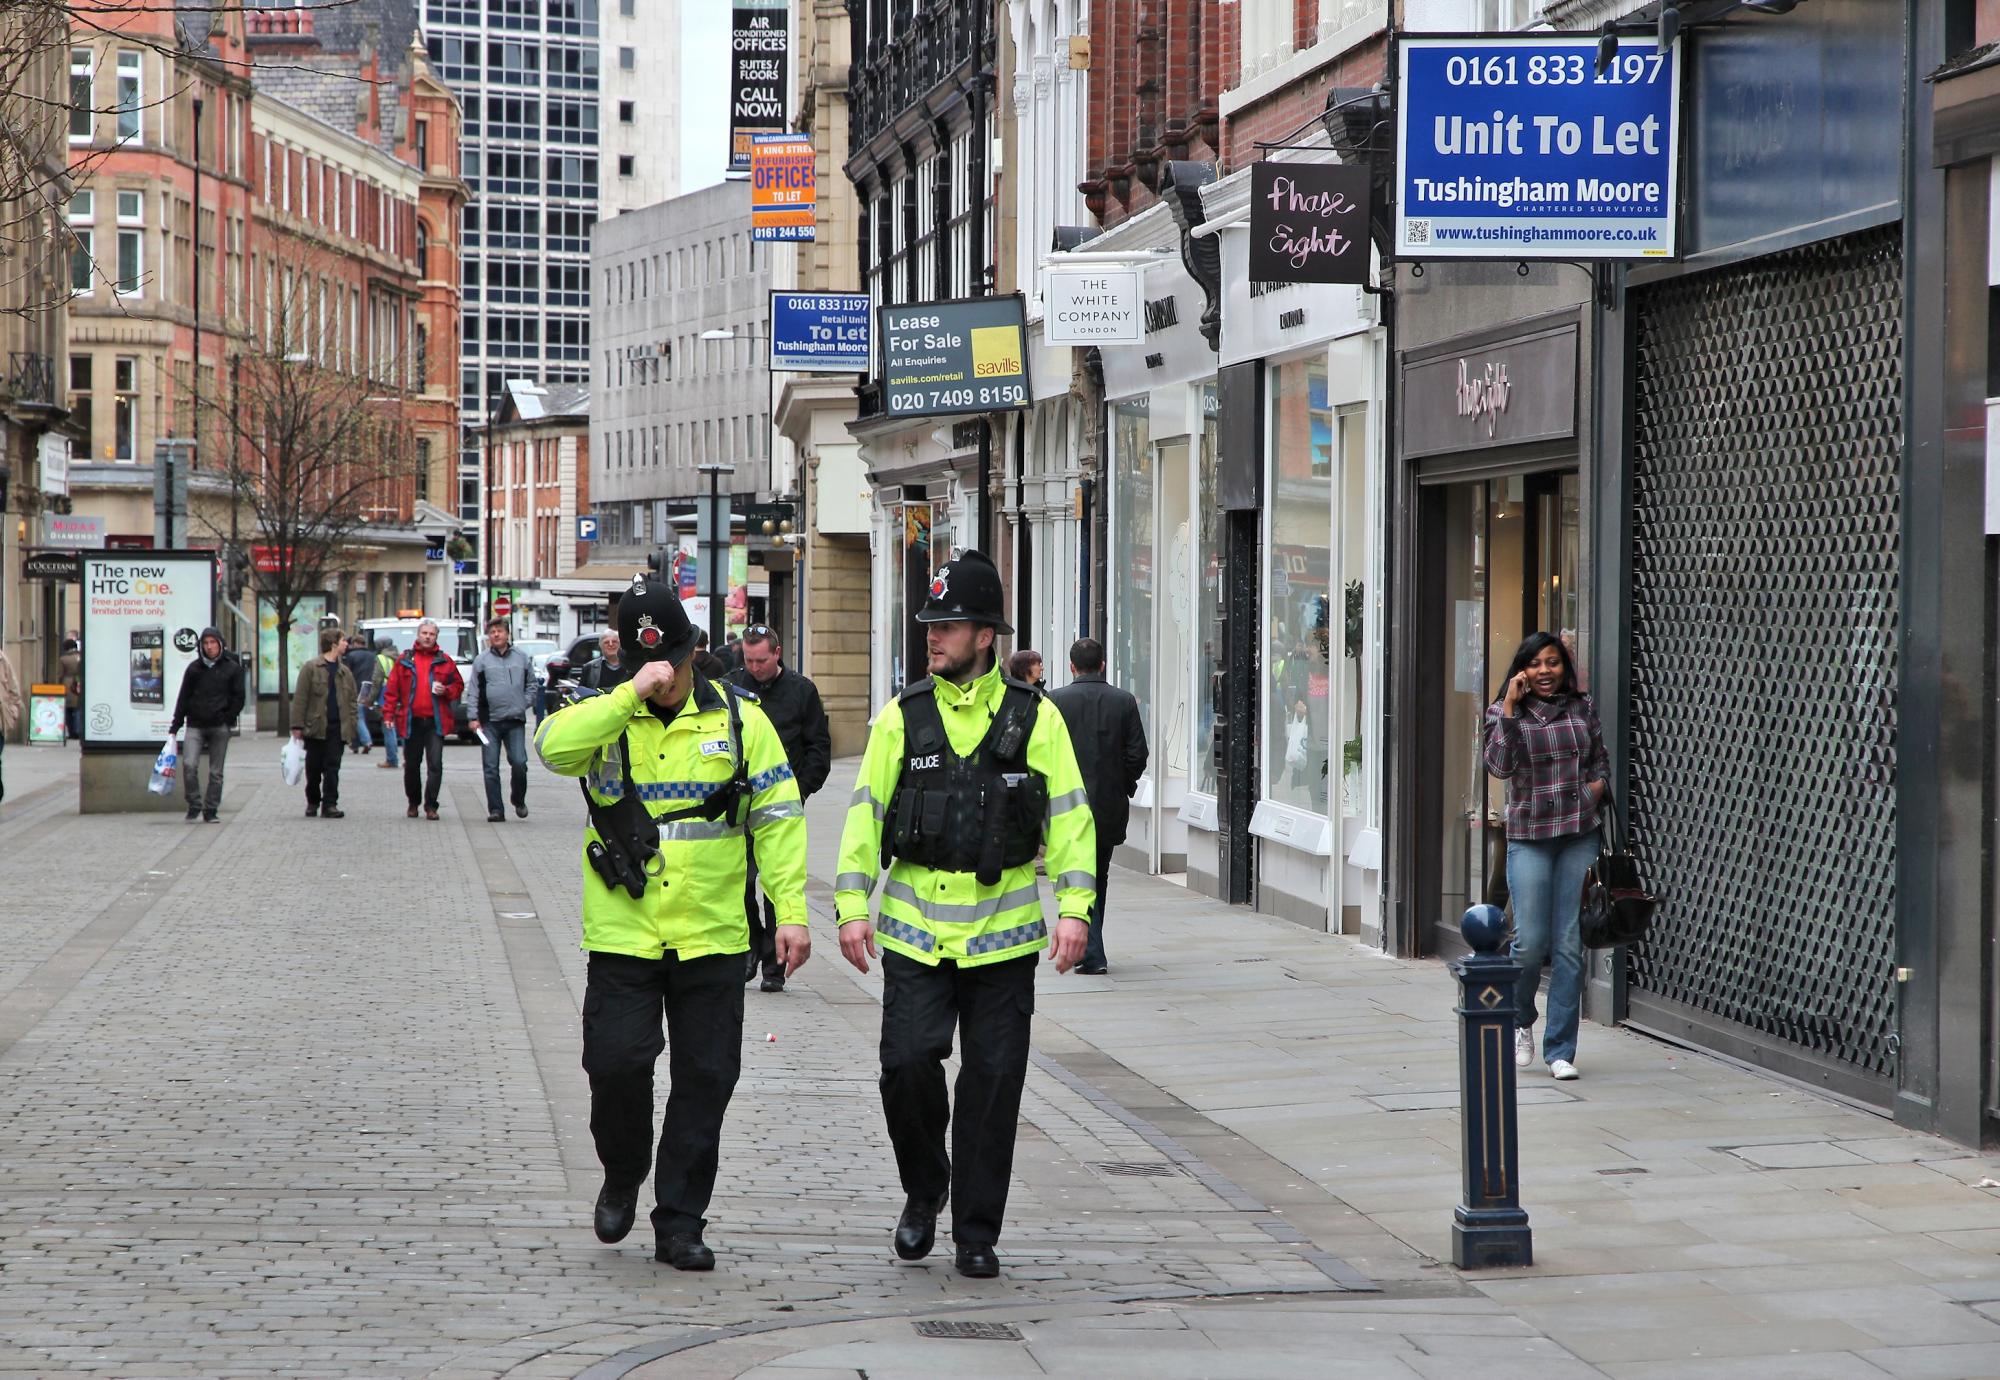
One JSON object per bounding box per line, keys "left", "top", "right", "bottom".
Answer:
{"left": 1420, "top": 469, "right": 1579, "bottom": 958}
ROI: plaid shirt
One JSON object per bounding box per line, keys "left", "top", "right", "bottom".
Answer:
{"left": 1483, "top": 693, "right": 1609, "bottom": 841}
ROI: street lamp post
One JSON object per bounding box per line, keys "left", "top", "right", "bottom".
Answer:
{"left": 698, "top": 325, "right": 778, "bottom": 651}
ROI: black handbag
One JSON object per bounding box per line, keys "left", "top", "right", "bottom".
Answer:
{"left": 1579, "top": 791, "right": 1657, "bottom": 949}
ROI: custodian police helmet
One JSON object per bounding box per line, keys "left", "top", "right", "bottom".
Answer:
{"left": 617, "top": 573, "right": 699, "bottom": 666}
{"left": 915, "top": 548, "right": 1013, "bottom": 635}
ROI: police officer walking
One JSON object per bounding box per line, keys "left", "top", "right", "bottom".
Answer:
{"left": 535, "top": 576, "right": 812, "bottom": 1271}
{"left": 834, "top": 549, "right": 1098, "bottom": 1280}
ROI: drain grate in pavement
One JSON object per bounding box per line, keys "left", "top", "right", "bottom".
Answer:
{"left": 913, "top": 1321, "right": 1025, "bottom": 1342}
{"left": 1092, "top": 1160, "right": 1185, "bottom": 1178}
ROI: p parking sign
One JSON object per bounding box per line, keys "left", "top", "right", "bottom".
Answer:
{"left": 1396, "top": 35, "right": 1681, "bottom": 260}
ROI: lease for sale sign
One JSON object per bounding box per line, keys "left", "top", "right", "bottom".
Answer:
{"left": 751, "top": 134, "right": 816, "bottom": 242}
{"left": 1396, "top": 36, "right": 1681, "bottom": 260}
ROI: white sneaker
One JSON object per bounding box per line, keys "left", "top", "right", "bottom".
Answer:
{"left": 1549, "top": 1058, "right": 1579, "bottom": 1081}
{"left": 1514, "top": 1028, "right": 1534, "bottom": 1068}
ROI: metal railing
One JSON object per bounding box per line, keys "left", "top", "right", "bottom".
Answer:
{"left": 7, "top": 352, "right": 56, "bottom": 407}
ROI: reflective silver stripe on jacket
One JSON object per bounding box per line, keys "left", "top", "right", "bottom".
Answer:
{"left": 1055, "top": 871, "right": 1095, "bottom": 891}
{"left": 882, "top": 878, "right": 1041, "bottom": 925}
{"left": 877, "top": 914, "right": 935, "bottom": 952}
{"left": 851, "top": 783, "right": 887, "bottom": 822}
{"left": 1045, "top": 787, "right": 1090, "bottom": 818}
{"left": 657, "top": 818, "right": 743, "bottom": 841}
{"left": 747, "top": 800, "right": 804, "bottom": 829}
{"left": 835, "top": 870, "right": 878, "bottom": 896}
{"left": 964, "top": 918, "right": 1049, "bottom": 955}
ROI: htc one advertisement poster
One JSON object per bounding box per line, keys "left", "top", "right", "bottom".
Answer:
{"left": 81, "top": 551, "right": 214, "bottom": 746}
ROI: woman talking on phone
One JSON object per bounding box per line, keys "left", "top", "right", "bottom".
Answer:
{"left": 1482, "top": 632, "right": 1608, "bottom": 1081}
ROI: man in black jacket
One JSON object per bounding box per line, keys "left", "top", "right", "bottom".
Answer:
{"left": 727, "top": 625, "right": 831, "bottom": 991}
{"left": 170, "top": 627, "right": 245, "bottom": 823}
{"left": 1048, "top": 638, "right": 1148, "bottom": 974}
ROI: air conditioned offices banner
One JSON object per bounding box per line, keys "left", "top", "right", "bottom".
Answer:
{"left": 729, "top": 0, "right": 789, "bottom": 174}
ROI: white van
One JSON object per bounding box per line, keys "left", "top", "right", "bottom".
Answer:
{"left": 357, "top": 618, "right": 481, "bottom": 740}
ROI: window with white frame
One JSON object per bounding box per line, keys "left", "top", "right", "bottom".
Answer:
{"left": 115, "top": 190, "right": 142, "bottom": 296}
{"left": 70, "top": 49, "right": 93, "bottom": 142}
{"left": 114, "top": 51, "right": 140, "bottom": 141}
{"left": 67, "top": 191, "right": 93, "bottom": 294}
{"left": 1477, "top": 0, "right": 1538, "bottom": 30}
{"left": 113, "top": 356, "right": 138, "bottom": 460}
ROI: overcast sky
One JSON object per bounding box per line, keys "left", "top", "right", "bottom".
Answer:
{"left": 679, "top": 6, "right": 731, "bottom": 193}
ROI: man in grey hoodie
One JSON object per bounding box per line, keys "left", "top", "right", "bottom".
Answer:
{"left": 466, "top": 618, "right": 535, "bottom": 822}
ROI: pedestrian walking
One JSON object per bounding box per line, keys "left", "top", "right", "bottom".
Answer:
{"left": 1047, "top": 637, "right": 1147, "bottom": 975}
{"left": 1003, "top": 649, "right": 1044, "bottom": 688}
{"left": 342, "top": 635, "right": 378, "bottom": 755}
{"left": 579, "top": 630, "right": 631, "bottom": 692}
{"left": 535, "top": 575, "right": 810, "bottom": 1272}
{"left": 727, "top": 625, "right": 831, "bottom": 993}
{"left": 373, "top": 639, "right": 401, "bottom": 768}
{"left": 380, "top": 619, "right": 465, "bottom": 821}
{"left": 59, "top": 637, "right": 81, "bottom": 742}
{"left": 1482, "top": 631, "right": 1609, "bottom": 1083}
{"left": 292, "top": 628, "right": 360, "bottom": 818}
{"left": 692, "top": 630, "right": 729, "bottom": 680}
{"left": 834, "top": 549, "right": 1098, "bottom": 1280}
{"left": 466, "top": 618, "right": 535, "bottom": 823}
{"left": 169, "top": 627, "right": 245, "bottom": 822}
{"left": 0, "top": 644, "right": 21, "bottom": 804}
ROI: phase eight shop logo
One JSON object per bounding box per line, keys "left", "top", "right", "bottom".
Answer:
{"left": 1456, "top": 358, "right": 1512, "bottom": 437}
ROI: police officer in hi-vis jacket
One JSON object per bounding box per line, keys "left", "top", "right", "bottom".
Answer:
{"left": 834, "top": 549, "right": 1098, "bottom": 1280}
{"left": 535, "top": 576, "right": 810, "bottom": 1272}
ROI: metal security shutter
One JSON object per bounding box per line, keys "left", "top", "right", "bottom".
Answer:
{"left": 1625, "top": 226, "right": 1902, "bottom": 1102}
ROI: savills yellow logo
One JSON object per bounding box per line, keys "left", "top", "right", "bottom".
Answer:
{"left": 970, "top": 325, "right": 1024, "bottom": 378}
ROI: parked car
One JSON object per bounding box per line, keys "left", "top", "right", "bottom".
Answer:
{"left": 543, "top": 634, "right": 602, "bottom": 688}
{"left": 357, "top": 617, "right": 481, "bottom": 741}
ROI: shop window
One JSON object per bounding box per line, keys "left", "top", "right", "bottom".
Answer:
{"left": 1335, "top": 404, "right": 1368, "bottom": 818}
{"left": 1195, "top": 384, "right": 1222, "bottom": 795}
{"left": 1110, "top": 400, "right": 1153, "bottom": 742}
{"left": 1265, "top": 354, "right": 1333, "bottom": 815}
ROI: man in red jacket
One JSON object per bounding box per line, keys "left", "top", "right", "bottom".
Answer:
{"left": 381, "top": 620, "right": 465, "bottom": 820}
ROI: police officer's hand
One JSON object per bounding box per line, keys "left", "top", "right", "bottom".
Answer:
{"left": 1049, "top": 916, "right": 1089, "bottom": 974}
{"left": 630, "top": 659, "right": 675, "bottom": 701}
{"left": 838, "top": 918, "right": 878, "bottom": 973}
{"left": 776, "top": 924, "right": 812, "bottom": 976}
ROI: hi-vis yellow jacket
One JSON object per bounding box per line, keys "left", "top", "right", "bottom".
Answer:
{"left": 835, "top": 663, "right": 1097, "bottom": 967}
{"left": 535, "top": 675, "right": 807, "bottom": 960}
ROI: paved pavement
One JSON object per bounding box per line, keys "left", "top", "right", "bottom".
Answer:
{"left": 4, "top": 739, "right": 2000, "bottom": 1377}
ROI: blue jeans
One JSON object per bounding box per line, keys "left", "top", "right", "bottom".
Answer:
{"left": 1507, "top": 831, "right": 1599, "bottom": 1063}
{"left": 481, "top": 719, "right": 528, "bottom": 816}
{"left": 380, "top": 715, "right": 400, "bottom": 766}
{"left": 354, "top": 693, "right": 374, "bottom": 748}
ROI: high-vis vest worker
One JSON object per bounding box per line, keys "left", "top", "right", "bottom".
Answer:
{"left": 835, "top": 662, "right": 1097, "bottom": 967}
{"left": 536, "top": 674, "right": 808, "bottom": 960}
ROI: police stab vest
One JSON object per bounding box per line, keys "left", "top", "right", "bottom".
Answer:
{"left": 882, "top": 676, "right": 1049, "bottom": 886}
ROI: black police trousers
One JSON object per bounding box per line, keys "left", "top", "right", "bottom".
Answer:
{"left": 879, "top": 949, "right": 1036, "bottom": 1249}
{"left": 581, "top": 950, "right": 743, "bottom": 1239}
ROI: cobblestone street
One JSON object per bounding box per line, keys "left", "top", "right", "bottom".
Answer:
{"left": 10, "top": 742, "right": 2000, "bottom": 1378}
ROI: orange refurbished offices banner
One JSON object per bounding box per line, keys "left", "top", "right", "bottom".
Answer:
{"left": 750, "top": 133, "right": 816, "bottom": 242}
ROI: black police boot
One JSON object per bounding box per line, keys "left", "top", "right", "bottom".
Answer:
{"left": 955, "top": 1243, "right": 1001, "bottom": 1279}
{"left": 593, "top": 1182, "right": 638, "bottom": 1243}
{"left": 656, "top": 1232, "right": 715, "bottom": 1271}
{"left": 894, "top": 1191, "right": 946, "bottom": 1261}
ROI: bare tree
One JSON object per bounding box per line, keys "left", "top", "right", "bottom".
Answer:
{"left": 192, "top": 253, "right": 418, "bottom": 731}
{"left": 0, "top": 0, "right": 380, "bottom": 318}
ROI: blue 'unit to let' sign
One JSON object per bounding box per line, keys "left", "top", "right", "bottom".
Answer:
{"left": 769, "top": 291, "right": 872, "bottom": 373}
{"left": 1396, "top": 36, "right": 1681, "bottom": 260}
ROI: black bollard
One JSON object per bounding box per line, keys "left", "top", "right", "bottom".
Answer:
{"left": 1451, "top": 902, "right": 1532, "bottom": 1268}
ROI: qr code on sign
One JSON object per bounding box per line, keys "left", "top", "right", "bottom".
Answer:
{"left": 1405, "top": 219, "right": 1432, "bottom": 245}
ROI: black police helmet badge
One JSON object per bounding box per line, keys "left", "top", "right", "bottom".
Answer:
{"left": 916, "top": 548, "right": 1012, "bottom": 635}
{"left": 617, "top": 576, "right": 697, "bottom": 666}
